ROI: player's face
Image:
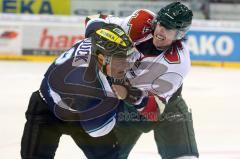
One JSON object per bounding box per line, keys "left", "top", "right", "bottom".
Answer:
{"left": 153, "top": 23, "right": 177, "bottom": 50}
{"left": 107, "top": 54, "right": 134, "bottom": 79}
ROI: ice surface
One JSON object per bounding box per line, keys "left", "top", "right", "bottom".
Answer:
{"left": 0, "top": 61, "right": 240, "bottom": 159}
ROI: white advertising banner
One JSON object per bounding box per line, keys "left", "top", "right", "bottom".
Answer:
{"left": 0, "top": 14, "right": 86, "bottom": 56}
{"left": 22, "top": 23, "right": 85, "bottom": 55}
{"left": 0, "top": 24, "right": 22, "bottom": 55}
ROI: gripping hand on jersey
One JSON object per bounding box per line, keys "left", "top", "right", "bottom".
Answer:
{"left": 108, "top": 77, "right": 143, "bottom": 105}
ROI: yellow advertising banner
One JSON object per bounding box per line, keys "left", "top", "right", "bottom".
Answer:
{"left": 0, "top": 0, "right": 70, "bottom": 15}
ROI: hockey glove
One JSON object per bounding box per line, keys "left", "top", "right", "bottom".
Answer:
{"left": 108, "top": 77, "right": 143, "bottom": 105}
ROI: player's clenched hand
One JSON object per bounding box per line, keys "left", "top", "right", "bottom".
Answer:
{"left": 108, "top": 77, "right": 143, "bottom": 104}
{"left": 125, "top": 86, "right": 143, "bottom": 104}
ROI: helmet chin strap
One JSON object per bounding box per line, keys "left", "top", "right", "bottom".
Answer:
{"left": 102, "top": 56, "right": 111, "bottom": 75}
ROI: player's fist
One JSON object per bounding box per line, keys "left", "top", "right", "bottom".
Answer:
{"left": 125, "top": 86, "right": 143, "bottom": 104}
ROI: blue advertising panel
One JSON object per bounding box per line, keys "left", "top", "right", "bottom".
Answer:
{"left": 186, "top": 30, "right": 240, "bottom": 62}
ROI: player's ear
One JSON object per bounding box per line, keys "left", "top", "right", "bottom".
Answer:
{"left": 97, "top": 53, "right": 111, "bottom": 76}
{"left": 97, "top": 53, "right": 104, "bottom": 66}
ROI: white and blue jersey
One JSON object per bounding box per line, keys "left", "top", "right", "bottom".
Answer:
{"left": 39, "top": 38, "right": 121, "bottom": 137}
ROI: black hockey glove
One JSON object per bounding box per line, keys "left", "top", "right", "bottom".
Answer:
{"left": 107, "top": 77, "right": 143, "bottom": 104}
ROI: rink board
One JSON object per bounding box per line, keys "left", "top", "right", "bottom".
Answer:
{"left": 1, "top": 14, "right": 240, "bottom": 68}
{"left": 1, "top": 54, "right": 240, "bottom": 68}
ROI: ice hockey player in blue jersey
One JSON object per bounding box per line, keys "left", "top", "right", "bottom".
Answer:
{"left": 20, "top": 23, "right": 136, "bottom": 159}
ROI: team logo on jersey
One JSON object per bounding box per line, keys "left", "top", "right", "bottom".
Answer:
{"left": 72, "top": 39, "right": 91, "bottom": 67}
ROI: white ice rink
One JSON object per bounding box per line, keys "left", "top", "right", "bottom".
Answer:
{"left": 1, "top": 61, "right": 240, "bottom": 159}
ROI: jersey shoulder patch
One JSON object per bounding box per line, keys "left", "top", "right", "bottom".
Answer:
{"left": 128, "top": 9, "right": 155, "bottom": 42}
{"left": 164, "top": 41, "right": 183, "bottom": 64}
